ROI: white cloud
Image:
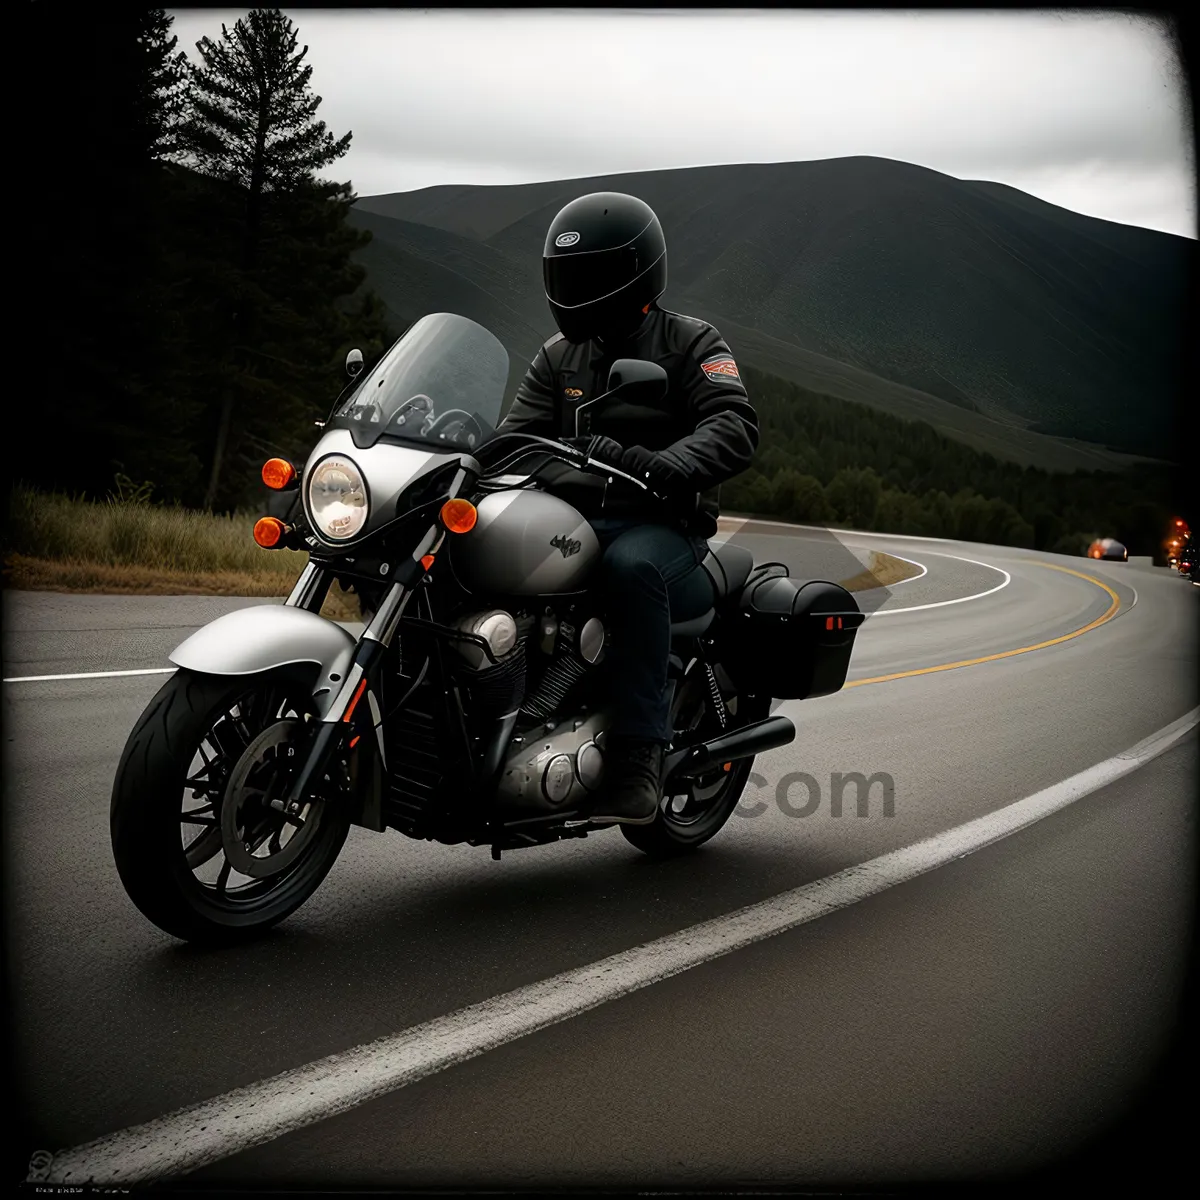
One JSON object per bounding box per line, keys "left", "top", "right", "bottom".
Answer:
{"left": 167, "top": 8, "right": 1195, "bottom": 237}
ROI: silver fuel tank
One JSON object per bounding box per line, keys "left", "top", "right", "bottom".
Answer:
{"left": 448, "top": 490, "right": 600, "bottom": 595}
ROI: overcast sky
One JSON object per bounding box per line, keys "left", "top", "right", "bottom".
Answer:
{"left": 168, "top": 9, "right": 1195, "bottom": 238}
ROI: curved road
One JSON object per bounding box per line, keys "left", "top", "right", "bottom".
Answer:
{"left": 4, "top": 521, "right": 1196, "bottom": 1188}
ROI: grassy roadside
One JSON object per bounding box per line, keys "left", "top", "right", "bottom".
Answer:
{"left": 3, "top": 486, "right": 362, "bottom": 622}
{"left": 3, "top": 489, "right": 916, "bottom": 616}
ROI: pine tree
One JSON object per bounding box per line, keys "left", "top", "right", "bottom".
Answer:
{"left": 180, "top": 10, "right": 351, "bottom": 203}
{"left": 177, "top": 8, "right": 359, "bottom": 508}
{"left": 21, "top": 8, "right": 202, "bottom": 500}
{"left": 216, "top": 175, "right": 394, "bottom": 508}
{"left": 139, "top": 10, "right": 192, "bottom": 164}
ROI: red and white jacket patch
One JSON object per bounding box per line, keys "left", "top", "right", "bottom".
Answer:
{"left": 700, "top": 354, "right": 740, "bottom": 382}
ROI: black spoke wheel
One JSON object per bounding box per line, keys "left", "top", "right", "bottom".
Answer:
{"left": 621, "top": 665, "right": 766, "bottom": 858}
{"left": 111, "top": 666, "right": 352, "bottom": 944}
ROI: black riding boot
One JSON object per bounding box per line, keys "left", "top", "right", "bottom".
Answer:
{"left": 589, "top": 735, "right": 665, "bottom": 825}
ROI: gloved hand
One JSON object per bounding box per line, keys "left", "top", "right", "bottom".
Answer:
{"left": 619, "top": 444, "right": 686, "bottom": 492}
{"left": 564, "top": 433, "right": 625, "bottom": 466}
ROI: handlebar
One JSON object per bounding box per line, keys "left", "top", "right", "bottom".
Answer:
{"left": 583, "top": 454, "right": 666, "bottom": 500}
{"left": 478, "top": 431, "right": 668, "bottom": 502}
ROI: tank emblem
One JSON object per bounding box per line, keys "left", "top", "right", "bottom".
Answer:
{"left": 550, "top": 533, "right": 582, "bottom": 558}
{"left": 555, "top": 231, "right": 581, "bottom": 248}
{"left": 564, "top": 387, "right": 583, "bottom": 398}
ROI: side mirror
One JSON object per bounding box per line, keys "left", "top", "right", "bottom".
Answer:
{"left": 346, "top": 348, "right": 364, "bottom": 377}
{"left": 574, "top": 358, "right": 670, "bottom": 436}
{"left": 606, "top": 358, "right": 668, "bottom": 406}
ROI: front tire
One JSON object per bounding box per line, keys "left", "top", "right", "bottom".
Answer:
{"left": 110, "top": 667, "right": 351, "bottom": 945}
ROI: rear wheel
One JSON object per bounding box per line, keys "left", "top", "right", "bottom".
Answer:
{"left": 621, "top": 663, "right": 766, "bottom": 858}
{"left": 110, "top": 667, "right": 351, "bottom": 945}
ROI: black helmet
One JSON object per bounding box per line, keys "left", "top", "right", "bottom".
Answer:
{"left": 542, "top": 192, "right": 667, "bottom": 344}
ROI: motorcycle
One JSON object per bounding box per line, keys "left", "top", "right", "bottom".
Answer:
{"left": 110, "top": 313, "right": 865, "bottom": 944}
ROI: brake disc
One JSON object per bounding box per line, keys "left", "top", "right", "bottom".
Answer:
{"left": 221, "top": 718, "right": 322, "bottom": 879}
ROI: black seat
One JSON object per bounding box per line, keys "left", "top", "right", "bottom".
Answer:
{"left": 667, "top": 542, "right": 756, "bottom": 638}
{"left": 701, "top": 541, "right": 755, "bottom": 602}
{"left": 670, "top": 609, "right": 714, "bottom": 637}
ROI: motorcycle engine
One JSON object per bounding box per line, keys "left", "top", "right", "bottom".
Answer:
{"left": 496, "top": 710, "right": 608, "bottom": 813}
{"left": 449, "top": 604, "right": 609, "bottom": 814}
{"left": 519, "top": 611, "right": 606, "bottom": 723}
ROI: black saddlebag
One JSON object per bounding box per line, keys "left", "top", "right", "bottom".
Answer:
{"left": 722, "top": 563, "right": 865, "bottom": 700}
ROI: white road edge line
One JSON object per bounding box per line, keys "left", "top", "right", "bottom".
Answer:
{"left": 40, "top": 705, "right": 1200, "bottom": 1187}
{"left": 877, "top": 550, "right": 928, "bottom": 588}
{"left": 718, "top": 518, "right": 1011, "bottom": 613}
{"left": 711, "top": 537, "right": 930, "bottom": 592}
{"left": 866, "top": 552, "right": 1011, "bottom": 616}
{"left": 3, "top": 667, "right": 177, "bottom": 683}
{"left": 724, "top": 515, "right": 963, "bottom": 544}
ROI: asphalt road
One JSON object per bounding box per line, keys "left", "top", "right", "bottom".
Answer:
{"left": 4, "top": 524, "right": 1197, "bottom": 1188}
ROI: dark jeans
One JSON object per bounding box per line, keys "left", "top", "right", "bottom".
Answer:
{"left": 590, "top": 517, "right": 714, "bottom": 744}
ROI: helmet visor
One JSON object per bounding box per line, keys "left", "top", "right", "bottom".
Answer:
{"left": 543, "top": 246, "right": 640, "bottom": 308}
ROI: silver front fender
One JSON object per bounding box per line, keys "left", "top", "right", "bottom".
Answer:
{"left": 169, "top": 605, "right": 358, "bottom": 715}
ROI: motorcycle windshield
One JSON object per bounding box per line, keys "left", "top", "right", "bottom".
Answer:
{"left": 332, "top": 313, "right": 510, "bottom": 451}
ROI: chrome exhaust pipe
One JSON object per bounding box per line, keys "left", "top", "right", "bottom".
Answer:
{"left": 664, "top": 714, "right": 796, "bottom": 780}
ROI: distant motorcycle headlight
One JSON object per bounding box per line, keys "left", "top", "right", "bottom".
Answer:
{"left": 308, "top": 455, "right": 369, "bottom": 540}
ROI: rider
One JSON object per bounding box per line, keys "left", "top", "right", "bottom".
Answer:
{"left": 498, "top": 192, "right": 759, "bottom": 825}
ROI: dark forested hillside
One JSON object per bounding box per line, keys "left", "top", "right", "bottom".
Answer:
{"left": 722, "top": 366, "right": 1177, "bottom": 559}
{"left": 22, "top": 8, "right": 394, "bottom": 512}
{"left": 355, "top": 156, "right": 1191, "bottom": 463}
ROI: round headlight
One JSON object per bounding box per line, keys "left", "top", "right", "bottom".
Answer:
{"left": 308, "top": 455, "right": 369, "bottom": 540}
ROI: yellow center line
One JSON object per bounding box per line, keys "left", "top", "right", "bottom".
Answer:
{"left": 844, "top": 560, "right": 1123, "bottom": 689}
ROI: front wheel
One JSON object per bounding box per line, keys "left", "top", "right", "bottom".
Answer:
{"left": 110, "top": 667, "right": 351, "bottom": 945}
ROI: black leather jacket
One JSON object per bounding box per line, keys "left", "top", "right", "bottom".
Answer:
{"left": 498, "top": 305, "right": 759, "bottom": 537}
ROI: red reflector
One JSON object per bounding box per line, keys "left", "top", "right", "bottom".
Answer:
{"left": 348, "top": 734, "right": 361, "bottom": 749}
{"left": 837, "top": 616, "right": 844, "bottom": 629}
{"left": 342, "top": 678, "right": 368, "bottom": 724}
{"left": 420, "top": 554, "right": 435, "bottom": 570}
{"left": 825, "top": 616, "right": 834, "bottom": 630}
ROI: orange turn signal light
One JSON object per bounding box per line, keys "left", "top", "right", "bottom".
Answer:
{"left": 262, "top": 458, "right": 297, "bottom": 490}
{"left": 420, "top": 554, "right": 436, "bottom": 570}
{"left": 253, "top": 516, "right": 287, "bottom": 548}
{"left": 440, "top": 498, "right": 477, "bottom": 534}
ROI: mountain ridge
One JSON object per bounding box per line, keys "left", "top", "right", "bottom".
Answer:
{"left": 350, "top": 155, "right": 1189, "bottom": 467}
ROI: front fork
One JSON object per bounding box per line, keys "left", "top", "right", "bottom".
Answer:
{"left": 271, "top": 521, "right": 445, "bottom": 816}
